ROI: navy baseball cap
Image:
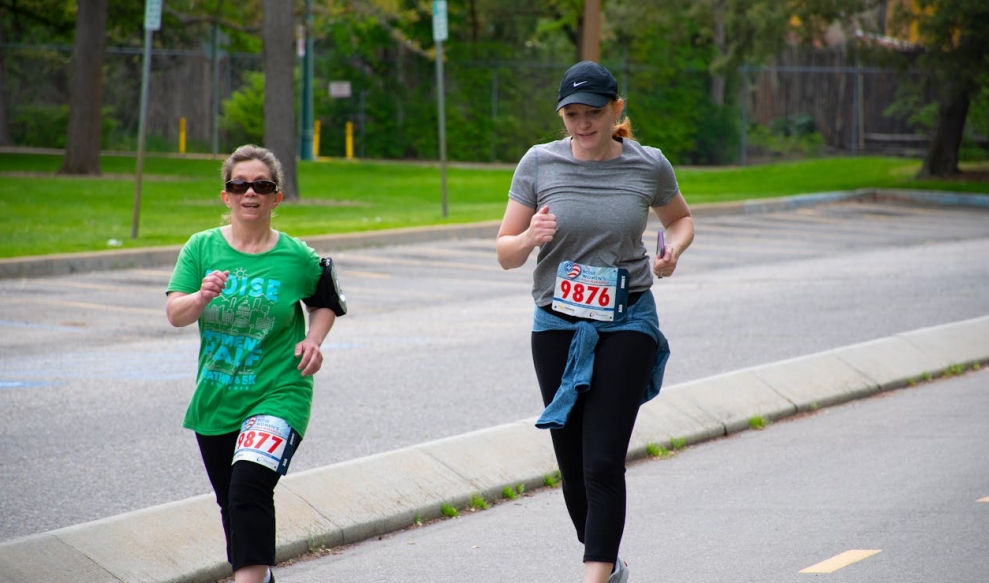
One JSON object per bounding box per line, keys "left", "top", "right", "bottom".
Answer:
{"left": 556, "top": 61, "right": 619, "bottom": 111}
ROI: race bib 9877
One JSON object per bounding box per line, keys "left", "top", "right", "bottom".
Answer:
{"left": 232, "top": 415, "right": 300, "bottom": 475}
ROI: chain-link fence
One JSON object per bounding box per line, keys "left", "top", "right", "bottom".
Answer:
{"left": 2, "top": 43, "right": 945, "bottom": 165}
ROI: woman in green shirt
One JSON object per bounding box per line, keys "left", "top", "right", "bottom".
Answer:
{"left": 166, "top": 145, "right": 339, "bottom": 583}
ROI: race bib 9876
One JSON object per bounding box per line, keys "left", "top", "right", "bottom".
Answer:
{"left": 551, "top": 262, "right": 629, "bottom": 322}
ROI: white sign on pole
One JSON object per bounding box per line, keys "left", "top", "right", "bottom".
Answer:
{"left": 432, "top": 0, "right": 448, "bottom": 42}
{"left": 144, "top": 0, "right": 162, "bottom": 31}
{"left": 329, "top": 81, "right": 352, "bottom": 98}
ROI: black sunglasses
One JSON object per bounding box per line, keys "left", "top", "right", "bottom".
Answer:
{"left": 225, "top": 179, "right": 278, "bottom": 195}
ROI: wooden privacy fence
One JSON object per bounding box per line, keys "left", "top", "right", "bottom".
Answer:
{"left": 740, "top": 62, "right": 930, "bottom": 162}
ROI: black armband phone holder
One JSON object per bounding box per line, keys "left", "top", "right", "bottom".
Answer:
{"left": 303, "top": 257, "right": 348, "bottom": 316}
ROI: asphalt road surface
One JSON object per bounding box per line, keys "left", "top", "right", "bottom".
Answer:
{"left": 1, "top": 197, "right": 987, "bottom": 542}
{"left": 272, "top": 367, "right": 989, "bottom": 583}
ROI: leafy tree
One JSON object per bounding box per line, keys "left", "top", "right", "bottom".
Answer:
{"left": 887, "top": 0, "right": 989, "bottom": 177}
{"left": 528, "top": 0, "right": 593, "bottom": 62}
{"left": 686, "top": 0, "right": 792, "bottom": 106}
{"left": 0, "top": 0, "right": 78, "bottom": 145}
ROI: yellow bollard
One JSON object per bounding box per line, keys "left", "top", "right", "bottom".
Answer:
{"left": 179, "top": 117, "right": 187, "bottom": 154}
{"left": 313, "top": 120, "right": 321, "bottom": 158}
{"left": 346, "top": 121, "right": 354, "bottom": 159}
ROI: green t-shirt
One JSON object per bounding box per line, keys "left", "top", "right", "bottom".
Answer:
{"left": 167, "top": 228, "right": 322, "bottom": 437}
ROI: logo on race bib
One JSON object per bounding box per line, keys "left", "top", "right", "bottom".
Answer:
{"left": 564, "top": 262, "right": 582, "bottom": 279}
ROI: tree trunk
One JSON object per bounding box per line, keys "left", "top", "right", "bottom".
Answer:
{"left": 0, "top": 23, "right": 13, "bottom": 146}
{"left": 919, "top": 32, "right": 985, "bottom": 179}
{"left": 469, "top": 0, "right": 479, "bottom": 45}
{"left": 59, "top": 0, "right": 108, "bottom": 175}
{"left": 710, "top": 0, "right": 726, "bottom": 107}
{"left": 580, "top": 0, "right": 600, "bottom": 63}
{"left": 263, "top": 0, "right": 299, "bottom": 200}
{"left": 918, "top": 89, "right": 970, "bottom": 178}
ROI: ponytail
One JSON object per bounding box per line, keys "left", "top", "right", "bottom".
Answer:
{"left": 613, "top": 116, "right": 634, "bottom": 141}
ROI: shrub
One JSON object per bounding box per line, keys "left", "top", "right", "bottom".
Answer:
{"left": 219, "top": 71, "right": 267, "bottom": 145}
{"left": 10, "top": 105, "right": 118, "bottom": 149}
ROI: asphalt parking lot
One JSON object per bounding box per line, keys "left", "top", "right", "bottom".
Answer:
{"left": 1, "top": 192, "right": 988, "bottom": 544}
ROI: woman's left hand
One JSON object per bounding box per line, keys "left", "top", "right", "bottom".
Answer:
{"left": 653, "top": 245, "right": 679, "bottom": 279}
{"left": 651, "top": 192, "right": 694, "bottom": 280}
{"left": 295, "top": 339, "right": 324, "bottom": 376}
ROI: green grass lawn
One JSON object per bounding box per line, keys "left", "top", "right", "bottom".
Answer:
{"left": 0, "top": 152, "right": 986, "bottom": 259}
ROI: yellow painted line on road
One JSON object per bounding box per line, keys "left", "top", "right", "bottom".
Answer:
{"left": 978, "top": 496, "right": 989, "bottom": 503}
{"left": 800, "top": 550, "right": 882, "bottom": 574}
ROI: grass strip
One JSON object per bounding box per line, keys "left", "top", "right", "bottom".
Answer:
{"left": 0, "top": 153, "right": 985, "bottom": 259}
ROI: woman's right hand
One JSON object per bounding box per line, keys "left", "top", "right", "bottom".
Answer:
{"left": 199, "top": 270, "right": 229, "bottom": 302}
{"left": 497, "top": 202, "right": 557, "bottom": 270}
{"left": 527, "top": 205, "right": 557, "bottom": 246}
{"left": 166, "top": 270, "right": 229, "bottom": 328}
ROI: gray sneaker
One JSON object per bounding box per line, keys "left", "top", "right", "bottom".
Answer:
{"left": 608, "top": 556, "right": 629, "bottom": 583}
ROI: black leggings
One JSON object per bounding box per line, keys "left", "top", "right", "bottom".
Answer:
{"left": 532, "top": 328, "right": 657, "bottom": 564}
{"left": 197, "top": 432, "right": 283, "bottom": 571}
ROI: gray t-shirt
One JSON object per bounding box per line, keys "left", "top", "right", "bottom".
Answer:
{"left": 508, "top": 137, "right": 679, "bottom": 306}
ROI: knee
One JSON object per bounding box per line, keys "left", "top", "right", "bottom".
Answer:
{"left": 229, "top": 462, "right": 277, "bottom": 508}
{"left": 584, "top": 456, "right": 626, "bottom": 488}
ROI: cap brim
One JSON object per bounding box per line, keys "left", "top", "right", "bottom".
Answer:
{"left": 556, "top": 92, "right": 613, "bottom": 111}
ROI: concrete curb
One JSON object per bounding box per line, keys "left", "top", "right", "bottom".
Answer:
{"left": 2, "top": 315, "right": 988, "bottom": 583}
{"left": 0, "top": 222, "right": 504, "bottom": 280}
{"left": 2, "top": 188, "right": 987, "bottom": 280}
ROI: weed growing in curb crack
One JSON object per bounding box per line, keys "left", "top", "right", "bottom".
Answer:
{"left": 646, "top": 443, "right": 672, "bottom": 458}
{"left": 469, "top": 493, "right": 489, "bottom": 511}
{"left": 944, "top": 364, "right": 965, "bottom": 377}
{"left": 441, "top": 503, "right": 458, "bottom": 518}
{"left": 502, "top": 483, "right": 525, "bottom": 500}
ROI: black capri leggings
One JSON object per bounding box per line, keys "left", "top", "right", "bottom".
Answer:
{"left": 196, "top": 431, "right": 284, "bottom": 571}
{"left": 532, "top": 327, "right": 657, "bottom": 564}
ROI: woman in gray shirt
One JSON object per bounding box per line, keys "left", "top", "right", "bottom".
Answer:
{"left": 496, "top": 61, "right": 694, "bottom": 583}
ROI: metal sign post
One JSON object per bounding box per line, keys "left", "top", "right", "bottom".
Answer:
{"left": 300, "top": 0, "right": 315, "bottom": 161}
{"left": 131, "top": 0, "right": 162, "bottom": 239}
{"left": 433, "top": 0, "right": 448, "bottom": 218}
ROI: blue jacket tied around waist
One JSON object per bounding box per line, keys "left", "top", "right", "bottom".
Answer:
{"left": 532, "top": 292, "right": 670, "bottom": 429}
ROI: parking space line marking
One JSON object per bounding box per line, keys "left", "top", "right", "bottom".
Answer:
{"left": 41, "top": 280, "right": 133, "bottom": 291}
{"left": 134, "top": 269, "right": 174, "bottom": 276}
{"left": 6, "top": 297, "right": 161, "bottom": 315}
{"left": 337, "top": 253, "right": 504, "bottom": 272}
{"left": 799, "top": 549, "right": 882, "bottom": 574}
{"left": 340, "top": 270, "right": 392, "bottom": 279}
